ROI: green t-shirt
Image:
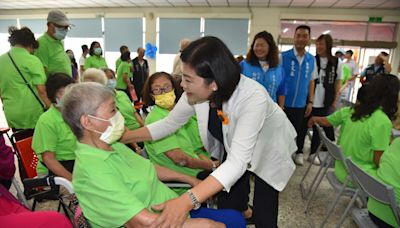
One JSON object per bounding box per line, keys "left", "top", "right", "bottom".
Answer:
{"left": 144, "top": 106, "right": 203, "bottom": 182}
{"left": 341, "top": 64, "right": 352, "bottom": 86}
{"left": 115, "top": 91, "right": 140, "bottom": 130}
{"left": 368, "top": 138, "right": 400, "bottom": 227}
{"left": 116, "top": 61, "right": 132, "bottom": 90}
{"left": 327, "top": 107, "right": 392, "bottom": 184}
{"left": 84, "top": 55, "right": 108, "bottom": 70}
{"left": 35, "top": 33, "right": 71, "bottom": 77}
{"left": 183, "top": 115, "right": 210, "bottom": 158}
{"left": 72, "top": 142, "right": 178, "bottom": 228}
{"left": 0, "top": 47, "right": 46, "bottom": 129}
{"left": 115, "top": 58, "right": 122, "bottom": 72}
{"left": 32, "top": 105, "right": 77, "bottom": 174}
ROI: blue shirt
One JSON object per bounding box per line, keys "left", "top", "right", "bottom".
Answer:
{"left": 240, "top": 60, "right": 286, "bottom": 102}
{"left": 281, "top": 48, "right": 315, "bottom": 108}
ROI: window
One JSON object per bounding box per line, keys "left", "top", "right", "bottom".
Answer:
{"left": 19, "top": 19, "right": 47, "bottom": 38}
{"left": 367, "top": 23, "right": 396, "bottom": 42}
{"left": 0, "top": 19, "right": 17, "bottom": 55}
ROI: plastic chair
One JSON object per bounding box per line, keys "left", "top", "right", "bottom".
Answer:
{"left": 24, "top": 176, "right": 91, "bottom": 228}
{"left": 346, "top": 158, "right": 400, "bottom": 228}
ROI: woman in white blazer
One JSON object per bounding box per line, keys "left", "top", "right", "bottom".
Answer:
{"left": 122, "top": 36, "right": 297, "bottom": 228}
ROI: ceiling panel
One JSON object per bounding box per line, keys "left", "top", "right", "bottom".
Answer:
{"left": 0, "top": 0, "right": 398, "bottom": 10}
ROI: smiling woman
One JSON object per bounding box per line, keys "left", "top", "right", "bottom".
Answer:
{"left": 122, "top": 36, "right": 297, "bottom": 228}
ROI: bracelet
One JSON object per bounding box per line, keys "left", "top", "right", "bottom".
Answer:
{"left": 187, "top": 190, "right": 201, "bottom": 210}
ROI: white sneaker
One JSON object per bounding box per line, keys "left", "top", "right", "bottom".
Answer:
{"left": 308, "top": 154, "right": 321, "bottom": 166}
{"left": 294, "top": 153, "right": 304, "bottom": 166}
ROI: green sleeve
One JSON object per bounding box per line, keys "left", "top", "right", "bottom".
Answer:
{"left": 76, "top": 168, "right": 145, "bottom": 227}
{"left": 327, "top": 107, "right": 351, "bottom": 127}
{"left": 84, "top": 57, "right": 91, "bottom": 70}
{"left": 32, "top": 116, "right": 58, "bottom": 155}
{"left": 121, "top": 62, "right": 131, "bottom": 75}
{"left": 370, "top": 118, "right": 392, "bottom": 151}
{"left": 29, "top": 57, "right": 46, "bottom": 85}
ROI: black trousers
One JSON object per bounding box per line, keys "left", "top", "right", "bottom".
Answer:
{"left": 284, "top": 107, "right": 307, "bottom": 154}
{"left": 310, "top": 107, "right": 335, "bottom": 154}
{"left": 217, "top": 171, "right": 279, "bottom": 228}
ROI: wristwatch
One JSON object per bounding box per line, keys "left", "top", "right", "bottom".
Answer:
{"left": 187, "top": 190, "right": 201, "bottom": 210}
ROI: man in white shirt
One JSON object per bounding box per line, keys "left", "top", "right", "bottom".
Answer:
{"left": 79, "top": 44, "right": 89, "bottom": 78}
{"left": 309, "top": 34, "right": 342, "bottom": 165}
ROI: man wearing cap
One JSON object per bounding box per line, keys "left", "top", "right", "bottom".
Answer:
{"left": 35, "top": 9, "right": 72, "bottom": 77}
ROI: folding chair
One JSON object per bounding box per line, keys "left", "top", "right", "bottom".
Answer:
{"left": 346, "top": 158, "right": 400, "bottom": 228}
{"left": 316, "top": 125, "right": 364, "bottom": 228}
{"left": 300, "top": 128, "right": 331, "bottom": 202}
{"left": 24, "top": 176, "right": 91, "bottom": 228}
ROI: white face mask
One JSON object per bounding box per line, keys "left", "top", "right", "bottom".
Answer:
{"left": 88, "top": 111, "right": 125, "bottom": 144}
{"left": 54, "top": 27, "right": 68, "bottom": 40}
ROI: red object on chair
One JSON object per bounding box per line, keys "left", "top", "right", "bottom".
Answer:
{"left": 14, "top": 137, "right": 38, "bottom": 179}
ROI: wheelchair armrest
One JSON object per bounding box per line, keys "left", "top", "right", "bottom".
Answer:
{"left": 163, "top": 181, "right": 191, "bottom": 188}
{"left": 23, "top": 176, "right": 56, "bottom": 189}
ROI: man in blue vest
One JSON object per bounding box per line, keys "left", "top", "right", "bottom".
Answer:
{"left": 360, "top": 52, "right": 392, "bottom": 84}
{"left": 282, "top": 25, "right": 316, "bottom": 166}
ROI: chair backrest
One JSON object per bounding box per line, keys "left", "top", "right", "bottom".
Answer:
{"left": 315, "top": 124, "right": 345, "bottom": 162}
{"left": 346, "top": 158, "right": 400, "bottom": 225}
{"left": 14, "top": 136, "right": 37, "bottom": 178}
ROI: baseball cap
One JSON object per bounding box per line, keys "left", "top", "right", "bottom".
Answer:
{"left": 47, "top": 9, "right": 73, "bottom": 27}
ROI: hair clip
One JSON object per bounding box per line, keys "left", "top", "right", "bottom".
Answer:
{"left": 217, "top": 109, "right": 229, "bottom": 125}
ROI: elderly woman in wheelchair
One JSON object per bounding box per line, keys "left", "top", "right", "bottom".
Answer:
{"left": 61, "top": 82, "right": 245, "bottom": 228}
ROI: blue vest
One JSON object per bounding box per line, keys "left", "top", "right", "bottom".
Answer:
{"left": 240, "top": 61, "right": 286, "bottom": 102}
{"left": 282, "top": 48, "right": 315, "bottom": 108}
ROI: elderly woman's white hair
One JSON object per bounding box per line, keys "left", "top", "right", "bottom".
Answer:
{"left": 82, "top": 68, "right": 107, "bottom": 85}
{"left": 61, "top": 82, "right": 114, "bottom": 139}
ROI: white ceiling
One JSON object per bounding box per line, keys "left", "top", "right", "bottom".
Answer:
{"left": 0, "top": 0, "right": 399, "bottom": 10}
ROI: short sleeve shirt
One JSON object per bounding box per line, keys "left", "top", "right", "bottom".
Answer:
{"left": 144, "top": 106, "right": 203, "bottom": 178}
{"left": 116, "top": 61, "right": 133, "bottom": 90}
{"left": 35, "top": 33, "right": 71, "bottom": 77}
{"left": 327, "top": 107, "right": 392, "bottom": 184}
{"left": 84, "top": 55, "right": 108, "bottom": 70}
{"left": 72, "top": 142, "right": 178, "bottom": 228}
{"left": 115, "top": 91, "right": 140, "bottom": 130}
{"left": 32, "top": 105, "right": 77, "bottom": 173}
{"left": 0, "top": 47, "right": 46, "bottom": 129}
{"left": 368, "top": 138, "right": 400, "bottom": 227}
{"left": 115, "top": 58, "right": 122, "bottom": 72}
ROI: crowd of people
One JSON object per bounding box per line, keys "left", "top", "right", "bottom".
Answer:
{"left": 0, "top": 8, "right": 399, "bottom": 228}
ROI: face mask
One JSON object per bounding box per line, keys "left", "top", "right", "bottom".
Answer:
{"left": 67, "top": 53, "right": 74, "bottom": 60}
{"left": 106, "top": 79, "right": 117, "bottom": 90}
{"left": 154, "top": 90, "right": 176, "bottom": 110}
{"left": 55, "top": 97, "right": 63, "bottom": 108}
{"left": 94, "top": 47, "right": 102, "bottom": 56}
{"left": 88, "top": 111, "right": 125, "bottom": 144}
{"left": 53, "top": 27, "right": 68, "bottom": 40}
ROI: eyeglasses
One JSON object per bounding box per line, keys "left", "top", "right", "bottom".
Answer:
{"left": 151, "top": 85, "right": 173, "bottom": 95}
{"left": 52, "top": 23, "right": 70, "bottom": 31}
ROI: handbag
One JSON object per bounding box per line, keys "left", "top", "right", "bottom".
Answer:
{"left": 7, "top": 52, "right": 46, "bottom": 112}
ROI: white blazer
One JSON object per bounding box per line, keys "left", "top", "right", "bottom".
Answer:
{"left": 147, "top": 75, "right": 297, "bottom": 192}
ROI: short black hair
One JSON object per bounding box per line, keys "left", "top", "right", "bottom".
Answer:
{"left": 8, "top": 26, "right": 39, "bottom": 49}
{"left": 46, "top": 73, "right": 75, "bottom": 103}
{"left": 120, "top": 45, "right": 128, "bottom": 54}
{"left": 381, "top": 51, "right": 389, "bottom": 57}
{"left": 345, "top": 50, "right": 353, "bottom": 56}
{"left": 81, "top": 45, "right": 88, "bottom": 52}
{"left": 295, "top": 25, "right": 311, "bottom": 35}
{"left": 89, "top": 41, "right": 101, "bottom": 56}
{"left": 181, "top": 36, "right": 240, "bottom": 108}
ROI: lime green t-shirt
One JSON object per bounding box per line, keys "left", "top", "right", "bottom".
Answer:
{"left": 35, "top": 32, "right": 71, "bottom": 77}
{"left": 368, "top": 138, "right": 400, "bottom": 227}
{"left": 72, "top": 142, "right": 178, "bottom": 228}
{"left": 0, "top": 47, "right": 46, "bottom": 129}
{"left": 32, "top": 105, "right": 77, "bottom": 174}
{"left": 341, "top": 64, "right": 352, "bottom": 86}
{"left": 183, "top": 115, "right": 210, "bottom": 158}
{"left": 116, "top": 61, "right": 132, "bottom": 90}
{"left": 144, "top": 106, "right": 203, "bottom": 180}
{"left": 115, "top": 91, "right": 140, "bottom": 130}
{"left": 84, "top": 55, "right": 108, "bottom": 70}
{"left": 115, "top": 58, "right": 122, "bottom": 72}
{"left": 327, "top": 107, "right": 392, "bottom": 184}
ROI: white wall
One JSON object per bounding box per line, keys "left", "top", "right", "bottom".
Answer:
{"left": 1, "top": 7, "right": 399, "bottom": 74}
